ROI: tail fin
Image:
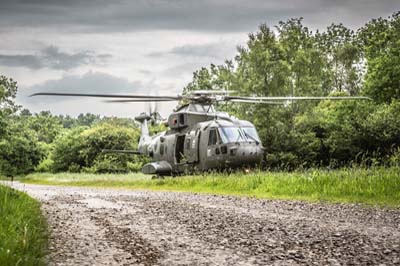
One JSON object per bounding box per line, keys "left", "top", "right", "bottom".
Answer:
{"left": 135, "top": 113, "right": 152, "bottom": 154}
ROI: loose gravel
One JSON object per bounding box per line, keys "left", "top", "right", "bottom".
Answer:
{"left": 6, "top": 182, "right": 400, "bottom": 266}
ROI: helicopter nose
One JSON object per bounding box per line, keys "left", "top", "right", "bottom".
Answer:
{"left": 227, "top": 143, "right": 263, "bottom": 166}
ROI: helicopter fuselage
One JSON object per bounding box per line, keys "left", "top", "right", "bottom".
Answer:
{"left": 138, "top": 104, "right": 264, "bottom": 175}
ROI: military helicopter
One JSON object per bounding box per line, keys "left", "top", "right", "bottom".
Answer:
{"left": 31, "top": 90, "right": 369, "bottom": 175}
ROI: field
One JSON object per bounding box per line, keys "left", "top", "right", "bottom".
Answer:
{"left": 0, "top": 184, "right": 48, "bottom": 266}
{"left": 23, "top": 167, "right": 400, "bottom": 207}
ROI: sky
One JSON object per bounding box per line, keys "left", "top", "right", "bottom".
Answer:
{"left": 0, "top": 0, "right": 399, "bottom": 118}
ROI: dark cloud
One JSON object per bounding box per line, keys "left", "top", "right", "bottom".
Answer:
{"left": 1, "top": 0, "right": 398, "bottom": 33}
{"left": 0, "top": 46, "right": 111, "bottom": 70}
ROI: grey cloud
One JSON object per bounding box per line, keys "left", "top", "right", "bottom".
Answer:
{"left": 162, "top": 62, "right": 210, "bottom": 78}
{"left": 18, "top": 71, "right": 143, "bottom": 104}
{"left": 148, "top": 42, "right": 235, "bottom": 59}
{"left": 16, "top": 71, "right": 177, "bottom": 117}
{"left": 0, "top": 54, "right": 42, "bottom": 69}
{"left": 0, "top": 46, "right": 112, "bottom": 70}
{"left": 171, "top": 43, "right": 227, "bottom": 59}
{"left": 138, "top": 69, "right": 153, "bottom": 75}
{"left": 1, "top": 0, "right": 399, "bottom": 33}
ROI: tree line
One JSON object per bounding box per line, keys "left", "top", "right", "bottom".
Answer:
{"left": 184, "top": 12, "right": 400, "bottom": 169}
{"left": 1, "top": 12, "right": 400, "bottom": 176}
{"left": 0, "top": 86, "right": 154, "bottom": 176}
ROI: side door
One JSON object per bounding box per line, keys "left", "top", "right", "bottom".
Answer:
{"left": 205, "top": 128, "right": 221, "bottom": 168}
{"left": 174, "top": 134, "right": 186, "bottom": 164}
{"left": 184, "top": 129, "right": 199, "bottom": 163}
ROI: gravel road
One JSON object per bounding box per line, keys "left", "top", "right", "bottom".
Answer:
{"left": 6, "top": 182, "right": 400, "bottom": 266}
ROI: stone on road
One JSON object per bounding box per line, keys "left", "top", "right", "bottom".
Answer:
{"left": 8, "top": 182, "right": 400, "bottom": 265}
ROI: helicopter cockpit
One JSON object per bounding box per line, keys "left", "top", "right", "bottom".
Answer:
{"left": 199, "top": 119, "right": 264, "bottom": 169}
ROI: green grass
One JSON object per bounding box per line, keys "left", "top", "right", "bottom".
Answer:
{"left": 0, "top": 184, "right": 48, "bottom": 266}
{"left": 23, "top": 167, "right": 400, "bottom": 207}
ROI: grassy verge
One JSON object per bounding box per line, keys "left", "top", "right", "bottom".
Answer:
{"left": 0, "top": 184, "right": 48, "bottom": 266}
{"left": 23, "top": 167, "right": 400, "bottom": 207}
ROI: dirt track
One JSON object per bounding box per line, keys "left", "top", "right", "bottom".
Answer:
{"left": 7, "top": 182, "right": 400, "bottom": 265}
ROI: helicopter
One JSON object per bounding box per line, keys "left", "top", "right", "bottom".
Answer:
{"left": 31, "top": 90, "right": 370, "bottom": 176}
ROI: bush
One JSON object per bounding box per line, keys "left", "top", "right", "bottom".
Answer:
{"left": 0, "top": 132, "right": 43, "bottom": 176}
{"left": 293, "top": 99, "right": 400, "bottom": 168}
{"left": 85, "top": 155, "right": 127, "bottom": 173}
{"left": 50, "top": 123, "right": 143, "bottom": 173}
{"left": 389, "top": 148, "right": 400, "bottom": 167}
{"left": 51, "top": 127, "right": 87, "bottom": 172}
{"left": 34, "top": 158, "right": 54, "bottom": 173}
{"left": 127, "top": 161, "right": 142, "bottom": 172}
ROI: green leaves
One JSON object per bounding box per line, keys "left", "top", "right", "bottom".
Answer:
{"left": 360, "top": 12, "right": 400, "bottom": 103}
{"left": 51, "top": 123, "right": 141, "bottom": 173}
{"left": 183, "top": 14, "right": 400, "bottom": 169}
{"left": 0, "top": 76, "right": 47, "bottom": 176}
{"left": 0, "top": 132, "right": 43, "bottom": 176}
{"left": 0, "top": 75, "right": 19, "bottom": 112}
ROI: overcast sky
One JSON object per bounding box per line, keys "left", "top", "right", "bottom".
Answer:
{"left": 0, "top": 0, "right": 399, "bottom": 117}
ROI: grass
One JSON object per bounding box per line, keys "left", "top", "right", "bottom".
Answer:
{"left": 0, "top": 184, "right": 48, "bottom": 266}
{"left": 23, "top": 167, "right": 400, "bottom": 207}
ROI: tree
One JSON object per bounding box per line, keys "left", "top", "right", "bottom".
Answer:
{"left": 0, "top": 126, "right": 43, "bottom": 176}
{"left": 0, "top": 76, "right": 19, "bottom": 138}
{"left": 76, "top": 113, "right": 100, "bottom": 127}
{"left": 360, "top": 12, "right": 400, "bottom": 103}
{"left": 26, "top": 111, "right": 63, "bottom": 144}
{"left": 0, "top": 76, "right": 47, "bottom": 176}
{"left": 316, "top": 23, "right": 362, "bottom": 95}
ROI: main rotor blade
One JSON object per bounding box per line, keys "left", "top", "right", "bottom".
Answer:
{"left": 103, "top": 99, "right": 177, "bottom": 103}
{"left": 227, "top": 99, "right": 285, "bottom": 104}
{"left": 226, "top": 96, "right": 372, "bottom": 101}
{"left": 189, "top": 90, "right": 235, "bottom": 95}
{"left": 30, "top": 92, "right": 181, "bottom": 100}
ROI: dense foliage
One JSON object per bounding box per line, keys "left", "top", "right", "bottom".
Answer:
{"left": 0, "top": 76, "right": 44, "bottom": 176}
{"left": 1, "top": 12, "right": 400, "bottom": 176}
{"left": 0, "top": 85, "right": 146, "bottom": 175}
{"left": 184, "top": 13, "right": 400, "bottom": 169}
{"left": 50, "top": 122, "right": 142, "bottom": 173}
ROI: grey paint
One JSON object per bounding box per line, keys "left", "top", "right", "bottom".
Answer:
{"left": 139, "top": 104, "right": 264, "bottom": 175}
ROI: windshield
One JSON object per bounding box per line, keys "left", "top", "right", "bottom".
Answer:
{"left": 242, "top": 127, "right": 260, "bottom": 142}
{"left": 218, "top": 127, "right": 244, "bottom": 143}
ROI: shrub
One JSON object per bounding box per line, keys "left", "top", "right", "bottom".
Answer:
{"left": 50, "top": 123, "right": 143, "bottom": 173}
{"left": 34, "top": 158, "right": 54, "bottom": 173}
{"left": 0, "top": 133, "right": 43, "bottom": 176}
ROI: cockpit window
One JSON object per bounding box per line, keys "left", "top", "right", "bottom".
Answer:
{"left": 242, "top": 127, "right": 260, "bottom": 142}
{"left": 218, "top": 127, "right": 244, "bottom": 143}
